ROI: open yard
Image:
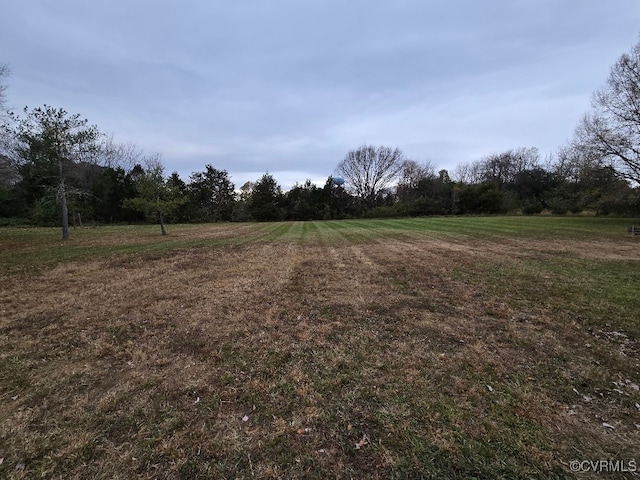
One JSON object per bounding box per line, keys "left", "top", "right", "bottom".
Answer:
{"left": 1, "top": 216, "right": 639, "bottom": 479}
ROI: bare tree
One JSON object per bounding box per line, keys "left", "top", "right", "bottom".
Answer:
{"left": 0, "top": 64, "right": 11, "bottom": 162}
{"left": 482, "top": 148, "right": 540, "bottom": 186}
{"left": 100, "top": 135, "right": 144, "bottom": 170}
{"left": 575, "top": 38, "right": 640, "bottom": 183}
{"left": 0, "top": 153, "right": 19, "bottom": 187}
{"left": 553, "top": 143, "right": 603, "bottom": 183}
{"left": 398, "top": 159, "right": 436, "bottom": 189}
{"left": 397, "top": 159, "right": 436, "bottom": 202}
{"left": 0, "top": 64, "right": 8, "bottom": 112}
{"left": 455, "top": 147, "right": 540, "bottom": 187}
{"left": 336, "top": 144, "right": 405, "bottom": 206}
{"left": 453, "top": 161, "right": 482, "bottom": 184}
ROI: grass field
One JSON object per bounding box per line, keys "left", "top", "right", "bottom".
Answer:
{"left": 1, "top": 216, "right": 639, "bottom": 479}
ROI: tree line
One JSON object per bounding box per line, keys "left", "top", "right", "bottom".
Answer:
{"left": 1, "top": 37, "right": 639, "bottom": 238}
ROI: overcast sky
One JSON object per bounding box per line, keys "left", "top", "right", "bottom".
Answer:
{"left": 2, "top": 1, "right": 639, "bottom": 189}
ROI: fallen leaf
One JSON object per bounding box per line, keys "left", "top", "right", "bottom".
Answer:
{"left": 355, "top": 434, "right": 369, "bottom": 450}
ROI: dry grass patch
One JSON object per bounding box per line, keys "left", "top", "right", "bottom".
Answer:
{"left": 1, "top": 225, "right": 638, "bottom": 478}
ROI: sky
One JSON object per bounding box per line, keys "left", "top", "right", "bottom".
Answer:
{"left": 2, "top": 1, "right": 640, "bottom": 190}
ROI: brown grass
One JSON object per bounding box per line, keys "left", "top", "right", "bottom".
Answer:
{"left": 1, "top": 227, "right": 638, "bottom": 479}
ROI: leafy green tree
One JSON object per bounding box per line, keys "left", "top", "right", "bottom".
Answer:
{"left": 323, "top": 176, "right": 356, "bottom": 219}
{"left": 396, "top": 166, "right": 456, "bottom": 216}
{"left": 248, "top": 173, "right": 282, "bottom": 221}
{"left": 187, "top": 165, "right": 235, "bottom": 222}
{"left": 123, "top": 156, "right": 185, "bottom": 235}
{"left": 165, "top": 172, "right": 189, "bottom": 223}
{"left": 3, "top": 105, "right": 100, "bottom": 239}
{"left": 90, "top": 166, "right": 139, "bottom": 222}
{"left": 549, "top": 145, "right": 640, "bottom": 214}
{"left": 511, "top": 167, "right": 556, "bottom": 214}
{"left": 457, "top": 182, "right": 504, "bottom": 214}
{"left": 0, "top": 152, "right": 21, "bottom": 218}
{"left": 231, "top": 181, "right": 254, "bottom": 222}
{"left": 283, "top": 179, "right": 331, "bottom": 220}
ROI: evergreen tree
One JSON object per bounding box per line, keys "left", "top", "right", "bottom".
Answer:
{"left": 249, "top": 173, "right": 282, "bottom": 221}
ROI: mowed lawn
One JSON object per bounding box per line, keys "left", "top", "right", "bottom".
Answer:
{"left": 1, "top": 217, "right": 639, "bottom": 479}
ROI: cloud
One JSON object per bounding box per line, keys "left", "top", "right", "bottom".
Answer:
{"left": 2, "top": 1, "right": 639, "bottom": 189}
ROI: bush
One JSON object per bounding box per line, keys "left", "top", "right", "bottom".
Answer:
{"left": 522, "top": 202, "right": 544, "bottom": 215}
{"left": 0, "top": 217, "right": 32, "bottom": 226}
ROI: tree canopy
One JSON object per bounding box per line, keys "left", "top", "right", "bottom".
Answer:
{"left": 187, "top": 165, "right": 235, "bottom": 222}
{"left": 3, "top": 105, "right": 100, "bottom": 239}
{"left": 123, "top": 156, "right": 185, "bottom": 235}
{"left": 248, "top": 173, "right": 283, "bottom": 222}
{"left": 336, "top": 145, "right": 405, "bottom": 208}
{"left": 573, "top": 38, "right": 640, "bottom": 184}
{"left": 2, "top": 37, "right": 640, "bottom": 226}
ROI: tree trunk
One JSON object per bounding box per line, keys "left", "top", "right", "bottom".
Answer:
{"left": 61, "top": 181, "right": 69, "bottom": 241}
{"left": 159, "top": 211, "right": 167, "bottom": 236}
{"left": 156, "top": 192, "right": 167, "bottom": 235}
